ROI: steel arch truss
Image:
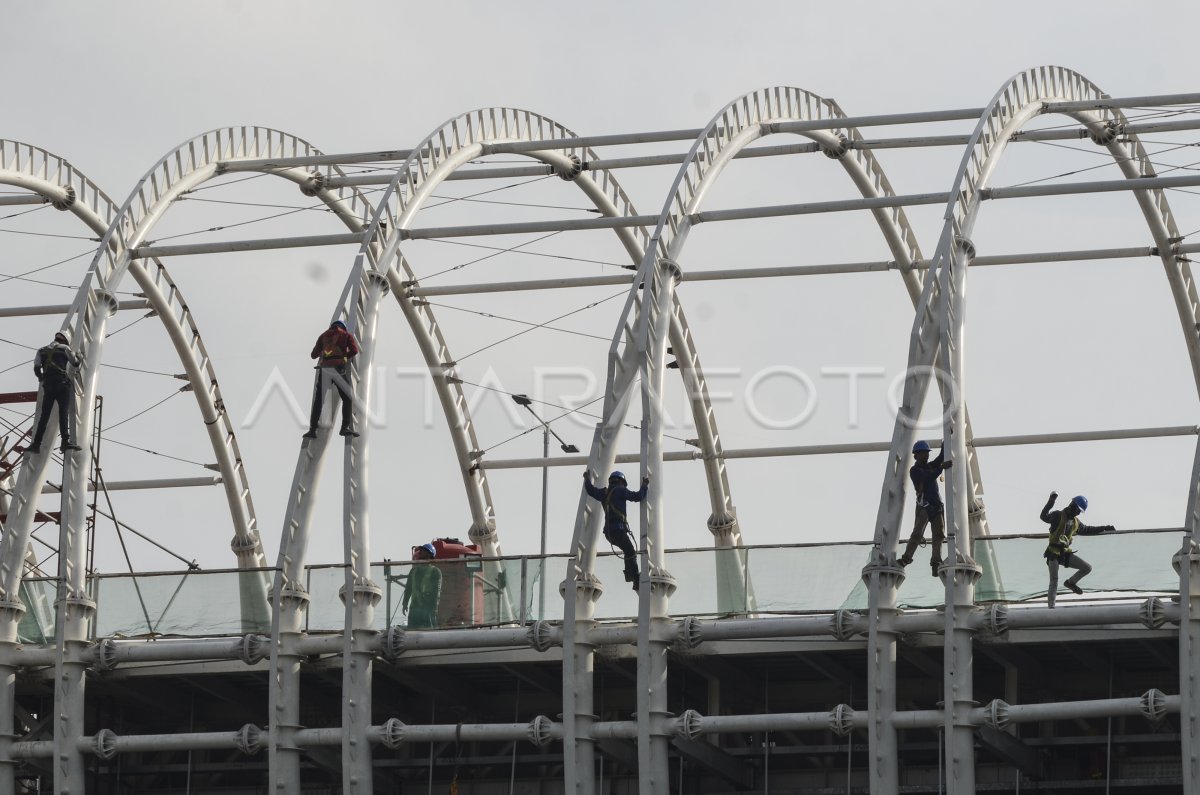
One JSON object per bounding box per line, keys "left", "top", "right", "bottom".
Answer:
{"left": 869, "top": 65, "right": 1200, "bottom": 795}
{"left": 2, "top": 129, "right": 385, "bottom": 793}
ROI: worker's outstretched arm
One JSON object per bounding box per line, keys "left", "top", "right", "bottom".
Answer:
{"left": 1078, "top": 523, "right": 1115, "bottom": 536}
{"left": 626, "top": 476, "right": 650, "bottom": 503}
{"left": 310, "top": 336, "right": 322, "bottom": 359}
{"left": 1040, "top": 492, "right": 1058, "bottom": 523}
{"left": 582, "top": 473, "right": 605, "bottom": 501}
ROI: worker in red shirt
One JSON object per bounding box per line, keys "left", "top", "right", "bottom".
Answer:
{"left": 303, "top": 320, "right": 360, "bottom": 439}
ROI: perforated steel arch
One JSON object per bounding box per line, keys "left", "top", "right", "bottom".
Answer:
{"left": 0, "top": 141, "right": 266, "bottom": 588}
{"left": 268, "top": 107, "right": 758, "bottom": 791}
{"left": 560, "top": 86, "right": 1007, "bottom": 790}
{"left": 1, "top": 128, "right": 386, "bottom": 787}
{"left": 867, "top": 65, "right": 1200, "bottom": 795}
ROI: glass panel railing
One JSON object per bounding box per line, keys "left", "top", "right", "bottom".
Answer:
{"left": 94, "top": 568, "right": 270, "bottom": 637}
{"left": 18, "top": 577, "right": 57, "bottom": 644}
{"left": 11, "top": 530, "right": 1182, "bottom": 642}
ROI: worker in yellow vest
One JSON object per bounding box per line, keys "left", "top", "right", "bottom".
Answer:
{"left": 1040, "top": 492, "right": 1115, "bottom": 607}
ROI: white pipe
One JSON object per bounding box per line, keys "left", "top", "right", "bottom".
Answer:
{"left": 40, "top": 476, "right": 222, "bottom": 494}
{"left": 479, "top": 425, "right": 1198, "bottom": 470}
{"left": 410, "top": 241, "right": 1200, "bottom": 298}
{"left": 0, "top": 300, "right": 152, "bottom": 319}
{"left": 0, "top": 195, "right": 48, "bottom": 207}
{"left": 129, "top": 232, "right": 362, "bottom": 258}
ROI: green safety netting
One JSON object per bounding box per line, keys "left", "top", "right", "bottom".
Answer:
{"left": 17, "top": 530, "right": 1184, "bottom": 642}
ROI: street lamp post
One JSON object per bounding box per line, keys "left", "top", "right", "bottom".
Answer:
{"left": 510, "top": 394, "right": 578, "bottom": 620}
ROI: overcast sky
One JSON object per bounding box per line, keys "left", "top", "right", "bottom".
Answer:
{"left": 3, "top": 1, "right": 1199, "bottom": 585}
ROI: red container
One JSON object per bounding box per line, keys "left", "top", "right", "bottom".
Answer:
{"left": 428, "top": 538, "right": 483, "bottom": 627}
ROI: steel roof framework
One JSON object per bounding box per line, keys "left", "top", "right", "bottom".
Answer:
{"left": 0, "top": 65, "right": 1195, "bottom": 794}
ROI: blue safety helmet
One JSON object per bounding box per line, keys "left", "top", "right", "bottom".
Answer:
{"left": 419, "top": 543, "right": 436, "bottom": 557}
{"left": 912, "top": 440, "right": 931, "bottom": 454}
{"left": 608, "top": 470, "right": 627, "bottom": 483}
{"left": 1071, "top": 495, "right": 1088, "bottom": 512}
{"left": 331, "top": 320, "right": 347, "bottom": 330}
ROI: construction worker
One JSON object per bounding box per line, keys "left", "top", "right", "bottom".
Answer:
{"left": 583, "top": 470, "right": 650, "bottom": 590}
{"left": 28, "top": 330, "right": 81, "bottom": 454}
{"left": 402, "top": 543, "right": 442, "bottom": 628}
{"left": 303, "top": 319, "right": 360, "bottom": 439}
{"left": 1041, "top": 492, "right": 1115, "bottom": 607}
{"left": 898, "top": 440, "right": 953, "bottom": 577}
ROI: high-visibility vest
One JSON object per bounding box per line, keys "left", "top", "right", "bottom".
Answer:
{"left": 1047, "top": 512, "right": 1080, "bottom": 555}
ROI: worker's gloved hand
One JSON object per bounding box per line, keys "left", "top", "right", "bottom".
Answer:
{"left": 1102, "top": 525, "right": 1116, "bottom": 533}
{"left": 401, "top": 604, "right": 408, "bottom": 615}
{"left": 641, "top": 476, "right": 650, "bottom": 487}
{"left": 942, "top": 460, "right": 953, "bottom": 469}
{"left": 582, "top": 470, "right": 590, "bottom": 481}
{"left": 1049, "top": 491, "right": 1058, "bottom": 502}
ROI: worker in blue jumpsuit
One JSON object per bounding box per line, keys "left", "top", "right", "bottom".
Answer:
{"left": 583, "top": 470, "right": 649, "bottom": 591}
{"left": 899, "top": 440, "right": 953, "bottom": 577}
{"left": 1041, "top": 492, "right": 1114, "bottom": 607}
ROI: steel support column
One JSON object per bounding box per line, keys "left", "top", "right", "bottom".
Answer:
{"left": 54, "top": 288, "right": 117, "bottom": 793}
{"left": 940, "top": 238, "right": 981, "bottom": 794}
{"left": 636, "top": 259, "right": 681, "bottom": 793}
{"left": 1179, "top": 434, "right": 1200, "bottom": 793}
{"left": 340, "top": 268, "right": 388, "bottom": 793}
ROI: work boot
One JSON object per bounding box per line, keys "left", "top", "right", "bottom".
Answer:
{"left": 623, "top": 569, "right": 636, "bottom": 583}
{"left": 302, "top": 429, "right": 318, "bottom": 440}
{"left": 898, "top": 555, "right": 913, "bottom": 568}
{"left": 1065, "top": 580, "right": 1083, "bottom": 595}
{"left": 61, "top": 442, "right": 81, "bottom": 452}
{"left": 26, "top": 445, "right": 41, "bottom": 455}
{"left": 631, "top": 579, "right": 639, "bottom": 592}
{"left": 339, "top": 426, "right": 359, "bottom": 438}
{"left": 930, "top": 559, "right": 942, "bottom": 578}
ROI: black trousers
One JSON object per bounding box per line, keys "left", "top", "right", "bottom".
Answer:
{"left": 604, "top": 528, "right": 639, "bottom": 580}
{"left": 31, "top": 379, "right": 74, "bottom": 449}
{"left": 309, "top": 365, "right": 354, "bottom": 432}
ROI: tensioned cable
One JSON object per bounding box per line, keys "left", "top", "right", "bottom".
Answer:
{"left": 0, "top": 204, "right": 49, "bottom": 222}
{"left": 464, "top": 380, "right": 694, "bottom": 453}
{"left": 96, "top": 436, "right": 214, "bottom": 470}
{"left": 103, "top": 388, "right": 186, "bottom": 432}
{"left": 0, "top": 227, "right": 97, "bottom": 242}
{"left": 151, "top": 188, "right": 386, "bottom": 244}
{"left": 417, "top": 231, "right": 563, "bottom": 283}
{"left": 455, "top": 288, "right": 628, "bottom": 363}
{"left": 422, "top": 175, "right": 553, "bottom": 212}
{"left": 104, "top": 312, "right": 156, "bottom": 340}
{"left": 419, "top": 237, "right": 631, "bottom": 270}
{"left": 0, "top": 246, "right": 98, "bottom": 285}
{"left": 0, "top": 337, "right": 179, "bottom": 378}
{"left": 423, "top": 301, "right": 611, "bottom": 343}
{"left": 426, "top": 193, "right": 601, "bottom": 214}
{"left": 1012, "top": 139, "right": 1200, "bottom": 188}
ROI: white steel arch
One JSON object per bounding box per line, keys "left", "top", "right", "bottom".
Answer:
{"left": 562, "top": 85, "right": 1009, "bottom": 793}
{"left": 1, "top": 129, "right": 383, "bottom": 794}
{"left": 870, "top": 65, "right": 1200, "bottom": 795}
{"left": 268, "top": 107, "right": 752, "bottom": 792}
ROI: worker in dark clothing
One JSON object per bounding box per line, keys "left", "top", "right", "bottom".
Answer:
{"left": 29, "top": 330, "right": 82, "bottom": 454}
{"left": 898, "top": 440, "right": 953, "bottom": 577}
{"left": 1040, "top": 492, "right": 1115, "bottom": 608}
{"left": 402, "top": 543, "right": 442, "bottom": 628}
{"left": 304, "top": 320, "right": 360, "bottom": 439}
{"left": 583, "top": 470, "right": 650, "bottom": 590}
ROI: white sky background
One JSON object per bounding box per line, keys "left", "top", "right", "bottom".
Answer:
{"left": 2, "top": 0, "right": 1199, "bottom": 576}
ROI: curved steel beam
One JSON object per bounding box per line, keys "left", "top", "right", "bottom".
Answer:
{"left": 871, "top": 65, "right": 1200, "bottom": 795}
{"left": 1, "top": 130, "right": 380, "bottom": 795}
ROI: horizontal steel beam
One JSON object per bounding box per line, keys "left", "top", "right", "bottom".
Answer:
{"left": 41, "top": 476, "right": 222, "bottom": 494}
{"left": 479, "top": 425, "right": 1198, "bottom": 470}
{"left": 0, "top": 195, "right": 48, "bottom": 207}
{"left": 0, "top": 299, "right": 152, "bottom": 319}
{"left": 215, "top": 92, "right": 1200, "bottom": 170}
{"left": 326, "top": 117, "right": 1200, "bottom": 188}
{"left": 409, "top": 242, "right": 1200, "bottom": 297}
{"left": 130, "top": 233, "right": 363, "bottom": 258}
{"left": 405, "top": 172, "right": 1200, "bottom": 240}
